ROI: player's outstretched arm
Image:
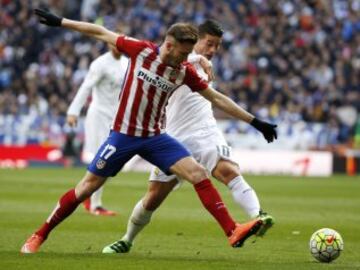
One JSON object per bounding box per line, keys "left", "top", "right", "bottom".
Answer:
{"left": 34, "top": 8, "right": 118, "bottom": 45}
{"left": 200, "top": 87, "right": 254, "bottom": 122}
{"left": 199, "top": 87, "right": 277, "bottom": 143}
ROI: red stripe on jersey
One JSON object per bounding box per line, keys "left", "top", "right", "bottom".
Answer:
{"left": 159, "top": 85, "right": 179, "bottom": 132}
{"left": 183, "top": 63, "right": 208, "bottom": 92}
{"left": 153, "top": 68, "right": 180, "bottom": 135}
{"left": 141, "top": 63, "right": 167, "bottom": 137}
{"left": 113, "top": 59, "right": 136, "bottom": 131}
{"left": 127, "top": 51, "right": 158, "bottom": 136}
{"left": 153, "top": 91, "right": 168, "bottom": 135}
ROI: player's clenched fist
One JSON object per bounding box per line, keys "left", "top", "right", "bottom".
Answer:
{"left": 250, "top": 118, "right": 278, "bottom": 143}
{"left": 34, "top": 8, "right": 63, "bottom": 27}
{"left": 66, "top": 115, "right": 78, "bottom": 128}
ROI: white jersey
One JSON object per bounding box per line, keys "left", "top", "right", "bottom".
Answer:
{"left": 67, "top": 52, "right": 129, "bottom": 119}
{"left": 67, "top": 52, "right": 129, "bottom": 162}
{"left": 165, "top": 52, "right": 217, "bottom": 139}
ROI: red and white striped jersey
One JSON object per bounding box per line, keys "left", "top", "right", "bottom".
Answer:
{"left": 113, "top": 35, "right": 208, "bottom": 137}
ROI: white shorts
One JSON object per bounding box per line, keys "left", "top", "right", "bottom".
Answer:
{"left": 82, "top": 106, "right": 113, "bottom": 164}
{"left": 149, "top": 126, "right": 237, "bottom": 184}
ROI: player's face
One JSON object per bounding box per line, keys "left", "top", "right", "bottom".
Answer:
{"left": 195, "top": 34, "right": 222, "bottom": 60}
{"left": 167, "top": 41, "right": 194, "bottom": 67}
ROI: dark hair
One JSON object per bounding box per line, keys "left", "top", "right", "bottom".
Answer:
{"left": 166, "top": 23, "right": 198, "bottom": 44}
{"left": 198, "top": 19, "right": 224, "bottom": 38}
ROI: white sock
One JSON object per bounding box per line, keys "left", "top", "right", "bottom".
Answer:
{"left": 90, "top": 186, "right": 103, "bottom": 210}
{"left": 122, "top": 199, "right": 153, "bottom": 243}
{"left": 227, "top": 175, "right": 260, "bottom": 218}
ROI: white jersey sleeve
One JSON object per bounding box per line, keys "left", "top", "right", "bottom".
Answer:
{"left": 165, "top": 52, "right": 216, "bottom": 138}
{"left": 187, "top": 54, "right": 202, "bottom": 64}
{"left": 67, "top": 58, "right": 104, "bottom": 117}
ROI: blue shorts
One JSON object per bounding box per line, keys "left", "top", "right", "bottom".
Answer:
{"left": 88, "top": 131, "right": 190, "bottom": 177}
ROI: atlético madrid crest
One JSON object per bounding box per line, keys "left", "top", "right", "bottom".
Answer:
{"left": 96, "top": 159, "right": 106, "bottom": 169}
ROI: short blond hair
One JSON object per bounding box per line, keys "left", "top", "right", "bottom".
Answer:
{"left": 166, "top": 23, "right": 198, "bottom": 44}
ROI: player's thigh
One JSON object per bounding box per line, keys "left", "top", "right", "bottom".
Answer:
{"left": 189, "top": 130, "right": 240, "bottom": 183}
{"left": 83, "top": 113, "right": 111, "bottom": 161}
{"left": 149, "top": 166, "right": 183, "bottom": 190}
{"left": 169, "top": 156, "right": 207, "bottom": 184}
{"left": 140, "top": 133, "right": 191, "bottom": 175}
{"left": 140, "top": 134, "right": 207, "bottom": 183}
{"left": 209, "top": 139, "right": 240, "bottom": 183}
{"left": 88, "top": 131, "right": 138, "bottom": 178}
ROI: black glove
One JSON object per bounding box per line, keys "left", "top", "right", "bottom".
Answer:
{"left": 34, "top": 8, "right": 63, "bottom": 27}
{"left": 250, "top": 118, "right": 278, "bottom": 143}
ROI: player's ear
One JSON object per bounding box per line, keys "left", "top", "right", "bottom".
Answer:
{"left": 164, "top": 35, "right": 178, "bottom": 53}
{"left": 165, "top": 40, "right": 172, "bottom": 51}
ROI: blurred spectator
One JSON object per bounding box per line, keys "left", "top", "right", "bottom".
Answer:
{"left": 62, "top": 125, "right": 81, "bottom": 167}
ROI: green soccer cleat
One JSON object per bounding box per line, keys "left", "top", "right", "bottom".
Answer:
{"left": 102, "top": 240, "right": 132, "bottom": 254}
{"left": 256, "top": 210, "right": 275, "bottom": 237}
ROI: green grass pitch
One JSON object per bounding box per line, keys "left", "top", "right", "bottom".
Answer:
{"left": 0, "top": 168, "right": 359, "bottom": 270}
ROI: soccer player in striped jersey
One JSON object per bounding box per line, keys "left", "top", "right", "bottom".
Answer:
{"left": 66, "top": 44, "right": 129, "bottom": 216}
{"left": 103, "top": 20, "right": 274, "bottom": 254}
{"left": 21, "top": 9, "right": 277, "bottom": 254}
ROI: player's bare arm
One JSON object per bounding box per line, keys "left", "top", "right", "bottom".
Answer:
{"left": 199, "top": 87, "right": 254, "bottom": 123}
{"left": 34, "top": 9, "right": 118, "bottom": 45}
{"left": 200, "top": 87, "right": 277, "bottom": 143}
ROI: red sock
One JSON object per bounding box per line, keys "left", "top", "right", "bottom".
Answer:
{"left": 36, "top": 189, "right": 80, "bottom": 239}
{"left": 194, "top": 179, "right": 236, "bottom": 236}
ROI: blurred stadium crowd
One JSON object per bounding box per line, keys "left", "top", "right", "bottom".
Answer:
{"left": 0, "top": 0, "right": 359, "bottom": 150}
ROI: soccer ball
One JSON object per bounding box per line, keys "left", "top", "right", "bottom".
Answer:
{"left": 309, "top": 228, "right": 344, "bottom": 263}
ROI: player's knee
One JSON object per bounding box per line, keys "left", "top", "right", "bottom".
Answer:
{"left": 186, "top": 165, "right": 208, "bottom": 184}
{"left": 75, "top": 183, "right": 94, "bottom": 201}
{"left": 171, "top": 157, "right": 208, "bottom": 184}
{"left": 212, "top": 161, "right": 240, "bottom": 184}
{"left": 75, "top": 174, "right": 105, "bottom": 201}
